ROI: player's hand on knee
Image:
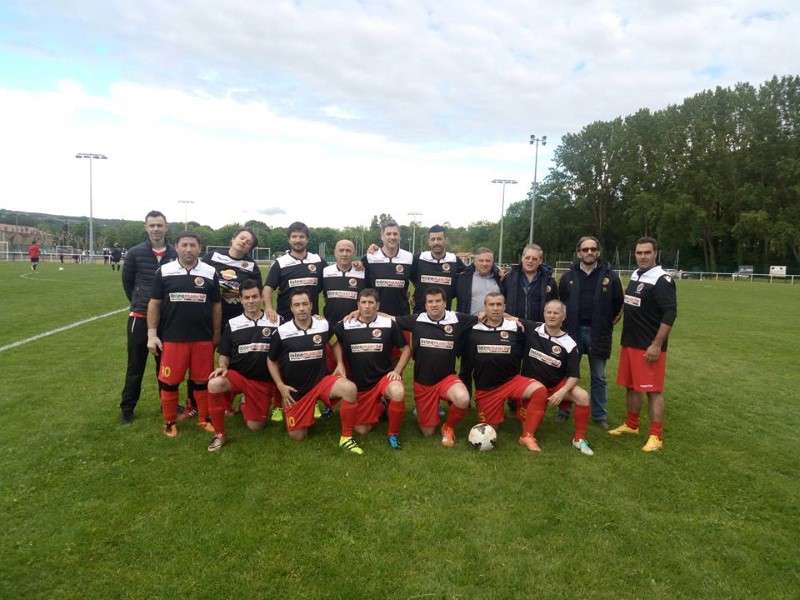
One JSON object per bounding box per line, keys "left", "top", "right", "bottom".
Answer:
{"left": 547, "top": 391, "right": 565, "bottom": 407}
{"left": 209, "top": 367, "right": 227, "bottom": 379}
{"left": 387, "top": 370, "right": 402, "bottom": 383}
{"left": 279, "top": 384, "right": 297, "bottom": 406}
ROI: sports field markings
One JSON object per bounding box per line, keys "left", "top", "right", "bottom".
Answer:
{"left": 0, "top": 307, "right": 127, "bottom": 354}
{"left": 19, "top": 272, "right": 65, "bottom": 282}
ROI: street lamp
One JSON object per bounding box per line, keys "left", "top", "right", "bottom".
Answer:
{"left": 491, "top": 179, "right": 517, "bottom": 265}
{"left": 528, "top": 134, "right": 547, "bottom": 244}
{"left": 408, "top": 211, "right": 423, "bottom": 255}
{"left": 178, "top": 200, "right": 195, "bottom": 230}
{"left": 75, "top": 153, "right": 108, "bottom": 259}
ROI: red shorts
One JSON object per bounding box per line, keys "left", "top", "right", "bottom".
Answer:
{"left": 225, "top": 369, "right": 276, "bottom": 423}
{"left": 518, "top": 378, "right": 567, "bottom": 420}
{"left": 475, "top": 375, "right": 539, "bottom": 425}
{"left": 158, "top": 341, "right": 214, "bottom": 385}
{"left": 355, "top": 374, "right": 394, "bottom": 426}
{"left": 284, "top": 374, "right": 341, "bottom": 432}
{"left": 413, "top": 374, "right": 463, "bottom": 428}
{"left": 617, "top": 346, "right": 667, "bottom": 392}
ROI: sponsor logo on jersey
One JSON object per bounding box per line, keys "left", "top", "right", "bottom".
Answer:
{"left": 372, "top": 328, "right": 382, "bottom": 338}
{"left": 441, "top": 262, "right": 451, "bottom": 272}
{"left": 348, "top": 278, "right": 358, "bottom": 287}
{"left": 477, "top": 344, "right": 511, "bottom": 354}
{"left": 351, "top": 343, "right": 384, "bottom": 353}
{"left": 395, "top": 264, "right": 404, "bottom": 274}
{"left": 194, "top": 276, "right": 206, "bottom": 287}
{"left": 375, "top": 278, "right": 405, "bottom": 288}
{"left": 312, "top": 334, "right": 323, "bottom": 345}
{"left": 500, "top": 331, "right": 510, "bottom": 339}
{"left": 419, "top": 338, "right": 454, "bottom": 350}
{"left": 636, "top": 283, "right": 644, "bottom": 293}
{"left": 262, "top": 327, "right": 272, "bottom": 337}
{"left": 327, "top": 290, "right": 358, "bottom": 300}
{"left": 288, "top": 277, "right": 318, "bottom": 288}
{"left": 529, "top": 348, "right": 561, "bottom": 368}
{"left": 551, "top": 345, "right": 562, "bottom": 355}
{"left": 307, "top": 263, "right": 317, "bottom": 273}
{"left": 289, "top": 349, "right": 324, "bottom": 361}
{"left": 443, "top": 324, "right": 454, "bottom": 334}
{"left": 624, "top": 294, "right": 641, "bottom": 307}
{"left": 420, "top": 275, "right": 451, "bottom": 285}
{"left": 220, "top": 269, "right": 237, "bottom": 281}
{"left": 238, "top": 342, "right": 270, "bottom": 354}
{"left": 168, "top": 292, "right": 207, "bottom": 303}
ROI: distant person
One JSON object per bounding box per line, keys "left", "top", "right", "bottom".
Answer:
{"left": 609, "top": 237, "right": 677, "bottom": 453}
{"left": 103, "top": 248, "right": 110, "bottom": 265}
{"left": 110, "top": 244, "right": 122, "bottom": 272}
{"left": 119, "top": 210, "right": 177, "bottom": 424}
{"left": 502, "top": 243, "right": 558, "bottom": 322}
{"left": 27, "top": 241, "right": 41, "bottom": 271}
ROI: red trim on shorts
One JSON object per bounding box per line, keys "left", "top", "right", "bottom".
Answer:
{"left": 355, "top": 373, "right": 393, "bottom": 426}
{"left": 225, "top": 369, "right": 275, "bottom": 423}
{"left": 284, "top": 374, "right": 341, "bottom": 432}
{"left": 616, "top": 346, "right": 667, "bottom": 393}
{"left": 413, "top": 374, "right": 462, "bottom": 428}
{"left": 475, "top": 375, "right": 539, "bottom": 425}
{"left": 158, "top": 341, "right": 214, "bottom": 385}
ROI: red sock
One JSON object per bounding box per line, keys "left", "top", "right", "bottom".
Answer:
{"left": 649, "top": 421, "right": 663, "bottom": 439}
{"left": 387, "top": 400, "right": 404, "bottom": 436}
{"left": 573, "top": 404, "right": 589, "bottom": 441}
{"left": 194, "top": 386, "right": 209, "bottom": 422}
{"left": 339, "top": 401, "right": 356, "bottom": 437}
{"left": 523, "top": 387, "right": 548, "bottom": 436}
{"left": 445, "top": 405, "right": 467, "bottom": 428}
{"left": 223, "top": 391, "right": 233, "bottom": 413}
{"left": 208, "top": 391, "right": 226, "bottom": 435}
{"left": 160, "top": 390, "right": 179, "bottom": 423}
{"left": 625, "top": 411, "right": 640, "bottom": 430}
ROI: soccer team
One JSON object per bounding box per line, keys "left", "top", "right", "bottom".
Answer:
{"left": 120, "top": 210, "right": 677, "bottom": 456}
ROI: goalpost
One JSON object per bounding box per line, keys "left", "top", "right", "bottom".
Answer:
{"left": 0, "top": 241, "right": 8, "bottom": 261}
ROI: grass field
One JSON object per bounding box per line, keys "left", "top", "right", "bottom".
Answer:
{"left": 1, "top": 261, "right": 799, "bottom": 599}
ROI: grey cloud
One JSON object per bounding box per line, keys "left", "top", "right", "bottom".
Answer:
{"left": 257, "top": 207, "right": 286, "bottom": 216}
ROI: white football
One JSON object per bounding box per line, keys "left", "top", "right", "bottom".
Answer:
{"left": 58, "top": 267, "right": 64, "bottom": 271}
{"left": 468, "top": 423, "right": 497, "bottom": 451}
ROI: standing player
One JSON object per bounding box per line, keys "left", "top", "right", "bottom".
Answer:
{"left": 410, "top": 225, "right": 465, "bottom": 313}
{"left": 518, "top": 300, "right": 594, "bottom": 456}
{"left": 267, "top": 290, "right": 364, "bottom": 455}
{"left": 502, "top": 244, "right": 558, "bottom": 321}
{"left": 120, "top": 210, "right": 177, "bottom": 424}
{"left": 147, "top": 232, "right": 222, "bottom": 437}
{"left": 206, "top": 280, "right": 280, "bottom": 452}
{"left": 110, "top": 244, "right": 122, "bottom": 272}
{"left": 334, "top": 288, "right": 411, "bottom": 449}
{"left": 396, "top": 287, "right": 477, "bottom": 447}
{"left": 609, "top": 237, "right": 677, "bottom": 452}
{"left": 204, "top": 227, "right": 262, "bottom": 326}
{"left": 465, "top": 291, "right": 544, "bottom": 433}
{"left": 28, "top": 240, "right": 41, "bottom": 271}
{"left": 364, "top": 221, "right": 414, "bottom": 317}
{"left": 322, "top": 239, "right": 365, "bottom": 324}
{"left": 263, "top": 221, "right": 326, "bottom": 322}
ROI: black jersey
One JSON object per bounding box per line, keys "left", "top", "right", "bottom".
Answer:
{"left": 396, "top": 311, "right": 478, "bottom": 385}
{"left": 219, "top": 312, "right": 280, "bottom": 381}
{"left": 520, "top": 321, "right": 580, "bottom": 389}
{"left": 363, "top": 248, "right": 414, "bottom": 316}
{"left": 322, "top": 264, "right": 365, "bottom": 324}
{"left": 333, "top": 315, "right": 406, "bottom": 391}
{"left": 268, "top": 318, "right": 330, "bottom": 400}
{"left": 204, "top": 250, "right": 263, "bottom": 325}
{"left": 621, "top": 266, "right": 677, "bottom": 351}
{"left": 265, "top": 251, "right": 327, "bottom": 320}
{"left": 151, "top": 259, "right": 220, "bottom": 342}
{"left": 411, "top": 251, "right": 465, "bottom": 312}
{"left": 466, "top": 318, "right": 525, "bottom": 390}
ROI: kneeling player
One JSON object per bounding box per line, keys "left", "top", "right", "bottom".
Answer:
{"left": 335, "top": 288, "right": 411, "bottom": 449}
{"left": 206, "top": 280, "right": 280, "bottom": 451}
{"left": 267, "top": 290, "right": 364, "bottom": 454}
{"left": 519, "top": 300, "right": 594, "bottom": 455}
{"left": 465, "top": 292, "right": 544, "bottom": 433}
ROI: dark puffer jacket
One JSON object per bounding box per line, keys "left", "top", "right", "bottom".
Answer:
{"left": 501, "top": 263, "right": 559, "bottom": 321}
{"left": 122, "top": 240, "right": 177, "bottom": 313}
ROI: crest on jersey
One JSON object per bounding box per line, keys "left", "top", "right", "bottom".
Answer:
{"left": 220, "top": 269, "right": 237, "bottom": 281}
{"left": 307, "top": 264, "right": 317, "bottom": 273}
{"left": 636, "top": 283, "right": 644, "bottom": 294}
{"left": 546, "top": 285, "right": 552, "bottom": 293}
{"left": 312, "top": 334, "right": 322, "bottom": 345}
{"left": 193, "top": 276, "right": 205, "bottom": 287}
{"left": 441, "top": 263, "right": 451, "bottom": 272}
{"left": 602, "top": 277, "right": 609, "bottom": 285}
{"left": 395, "top": 264, "right": 404, "bottom": 274}
{"left": 443, "top": 324, "right": 454, "bottom": 334}
{"left": 552, "top": 345, "right": 562, "bottom": 355}
{"left": 500, "top": 331, "right": 510, "bottom": 339}
{"left": 262, "top": 327, "right": 271, "bottom": 337}
{"left": 664, "top": 275, "right": 672, "bottom": 283}
{"left": 348, "top": 278, "right": 358, "bottom": 287}
{"left": 372, "top": 328, "right": 382, "bottom": 338}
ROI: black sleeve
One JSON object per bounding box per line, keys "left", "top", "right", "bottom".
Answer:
{"left": 122, "top": 249, "right": 136, "bottom": 300}
{"left": 558, "top": 272, "right": 571, "bottom": 302}
{"left": 252, "top": 262, "right": 263, "bottom": 289}
{"left": 409, "top": 255, "right": 419, "bottom": 283}
{"left": 455, "top": 256, "right": 467, "bottom": 275}
{"left": 150, "top": 269, "right": 164, "bottom": 300}
{"left": 456, "top": 312, "right": 479, "bottom": 328}
{"left": 395, "top": 315, "right": 414, "bottom": 331}
{"left": 611, "top": 273, "right": 624, "bottom": 318}
{"left": 218, "top": 324, "right": 233, "bottom": 356}
{"left": 268, "top": 333, "right": 282, "bottom": 361}
{"left": 391, "top": 321, "right": 407, "bottom": 348}
{"left": 332, "top": 322, "right": 344, "bottom": 345}
{"left": 654, "top": 277, "right": 677, "bottom": 326}
{"left": 265, "top": 261, "right": 281, "bottom": 289}
{"left": 546, "top": 276, "right": 559, "bottom": 300}
{"left": 565, "top": 347, "right": 581, "bottom": 379}
{"left": 207, "top": 274, "right": 221, "bottom": 302}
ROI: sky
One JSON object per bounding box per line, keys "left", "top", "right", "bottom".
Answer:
{"left": 0, "top": 1, "right": 798, "bottom": 229}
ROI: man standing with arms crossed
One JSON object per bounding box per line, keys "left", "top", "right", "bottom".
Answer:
{"left": 119, "top": 211, "right": 177, "bottom": 424}
{"left": 557, "top": 236, "right": 624, "bottom": 428}
{"left": 609, "top": 237, "right": 677, "bottom": 452}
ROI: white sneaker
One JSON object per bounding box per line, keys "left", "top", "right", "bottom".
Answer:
{"left": 572, "top": 438, "right": 594, "bottom": 456}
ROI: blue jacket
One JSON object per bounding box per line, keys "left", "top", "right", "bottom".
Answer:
{"left": 501, "top": 263, "right": 558, "bottom": 321}
{"left": 455, "top": 263, "right": 502, "bottom": 314}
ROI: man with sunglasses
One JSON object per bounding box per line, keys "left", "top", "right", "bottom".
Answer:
{"left": 557, "top": 236, "right": 623, "bottom": 429}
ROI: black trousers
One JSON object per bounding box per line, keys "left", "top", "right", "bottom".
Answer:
{"left": 120, "top": 316, "right": 161, "bottom": 414}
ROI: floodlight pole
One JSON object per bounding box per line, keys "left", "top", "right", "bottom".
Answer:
{"left": 408, "top": 211, "right": 423, "bottom": 255}
{"left": 178, "top": 200, "right": 195, "bottom": 230}
{"left": 75, "top": 153, "right": 108, "bottom": 259}
{"left": 491, "top": 179, "right": 517, "bottom": 265}
{"left": 528, "top": 134, "right": 546, "bottom": 244}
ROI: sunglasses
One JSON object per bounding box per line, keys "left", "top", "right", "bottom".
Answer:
{"left": 580, "top": 247, "right": 598, "bottom": 253}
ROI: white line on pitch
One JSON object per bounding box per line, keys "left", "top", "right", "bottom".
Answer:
{"left": 0, "top": 307, "right": 128, "bottom": 354}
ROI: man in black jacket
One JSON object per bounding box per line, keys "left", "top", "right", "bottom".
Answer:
{"left": 501, "top": 243, "right": 558, "bottom": 321}
{"left": 119, "top": 210, "right": 177, "bottom": 423}
{"left": 557, "top": 236, "right": 623, "bottom": 428}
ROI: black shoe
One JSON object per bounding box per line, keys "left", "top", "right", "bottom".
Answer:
{"left": 594, "top": 419, "right": 609, "bottom": 430}
{"left": 120, "top": 410, "right": 134, "bottom": 425}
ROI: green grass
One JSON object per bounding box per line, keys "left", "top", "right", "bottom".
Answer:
{"left": 1, "top": 262, "right": 799, "bottom": 598}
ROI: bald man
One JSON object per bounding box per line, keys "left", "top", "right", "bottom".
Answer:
{"left": 322, "top": 239, "right": 366, "bottom": 324}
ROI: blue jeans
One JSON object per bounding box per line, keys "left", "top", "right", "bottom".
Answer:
{"left": 575, "top": 325, "right": 608, "bottom": 422}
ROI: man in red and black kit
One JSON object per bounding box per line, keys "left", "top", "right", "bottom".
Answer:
{"left": 147, "top": 232, "right": 221, "bottom": 437}
{"left": 410, "top": 225, "right": 465, "bottom": 313}
{"left": 396, "top": 286, "right": 477, "bottom": 447}
{"left": 28, "top": 240, "right": 41, "bottom": 271}
{"left": 610, "top": 236, "right": 677, "bottom": 452}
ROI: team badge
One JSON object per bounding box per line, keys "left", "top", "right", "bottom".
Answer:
{"left": 220, "top": 269, "right": 237, "bottom": 281}
{"left": 193, "top": 276, "right": 205, "bottom": 287}
{"left": 546, "top": 285, "right": 552, "bottom": 293}
{"left": 443, "top": 324, "right": 454, "bottom": 334}
{"left": 312, "top": 334, "right": 322, "bottom": 345}
{"left": 636, "top": 283, "right": 644, "bottom": 294}
{"left": 395, "top": 264, "right": 404, "bottom": 274}
{"left": 441, "top": 263, "right": 451, "bottom": 272}
{"left": 372, "top": 328, "right": 382, "bottom": 338}
{"left": 307, "top": 264, "right": 317, "bottom": 273}
{"left": 348, "top": 278, "right": 358, "bottom": 287}
{"left": 664, "top": 275, "right": 672, "bottom": 283}
{"left": 500, "top": 331, "right": 510, "bottom": 339}
{"left": 262, "top": 327, "right": 271, "bottom": 337}
{"left": 552, "top": 345, "right": 562, "bottom": 355}
{"left": 602, "top": 277, "right": 609, "bottom": 285}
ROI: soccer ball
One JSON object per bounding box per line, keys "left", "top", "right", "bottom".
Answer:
{"left": 58, "top": 267, "right": 64, "bottom": 271}
{"left": 468, "top": 423, "right": 497, "bottom": 451}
